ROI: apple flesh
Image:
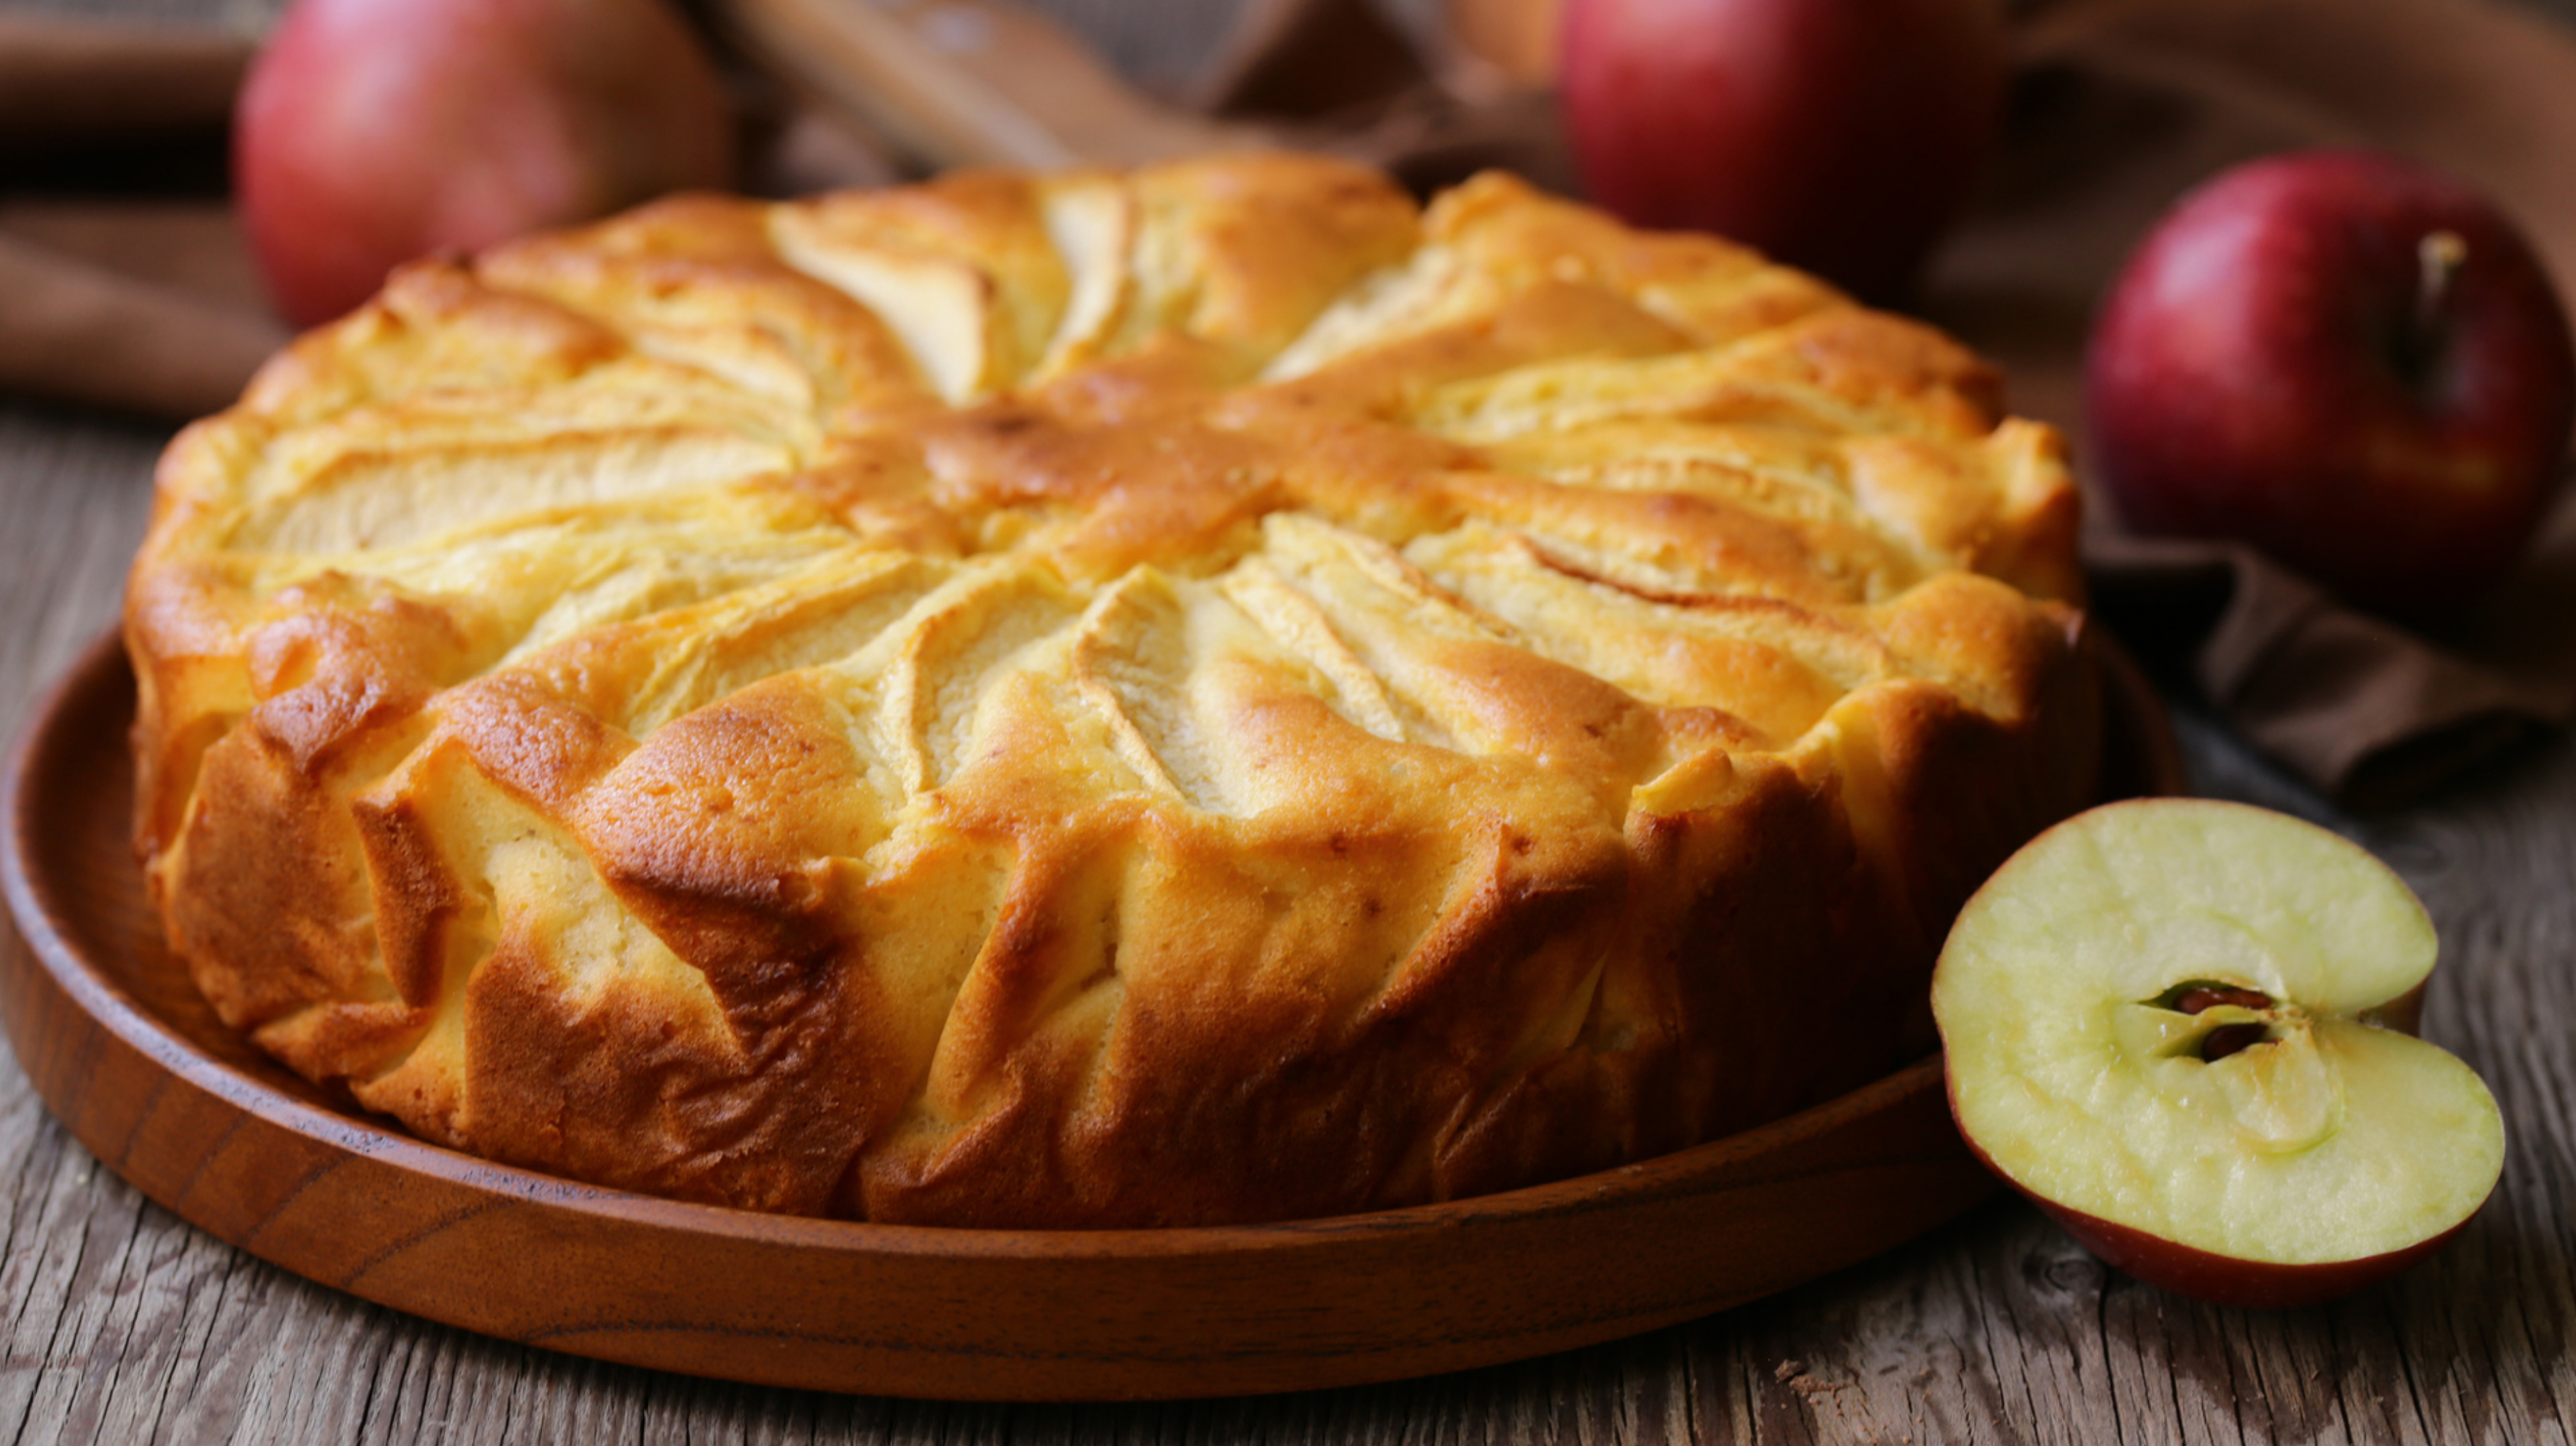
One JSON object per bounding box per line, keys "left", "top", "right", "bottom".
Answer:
{"left": 1558, "top": 0, "right": 2006, "bottom": 304}
{"left": 2086, "top": 149, "right": 2576, "bottom": 620}
{"left": 1933, "top": 798, "right": 2504, "bottom": 1309}
{"left": 236, "top": 0, "right": 736, "bottom": 327}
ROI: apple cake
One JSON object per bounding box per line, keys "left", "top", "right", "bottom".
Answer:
{"left": 126, "top": 156, "right": 2099, "bottom": 1227}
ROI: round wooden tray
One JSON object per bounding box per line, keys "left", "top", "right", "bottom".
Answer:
{"left": 0, "top": 632, "right": 2183, "bottom": 1401}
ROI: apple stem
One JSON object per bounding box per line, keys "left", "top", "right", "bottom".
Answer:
{"left": 2413, "top": 229, "right": 2469, "bottom": 349}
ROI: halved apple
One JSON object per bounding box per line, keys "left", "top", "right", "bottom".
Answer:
{"left": 1933, "top": 798, "right": 2505, "bottom": 1308}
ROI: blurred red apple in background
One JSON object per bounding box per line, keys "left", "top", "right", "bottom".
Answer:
{"left": 1557, "top": 0, "right": 2006, "bottom": 304}
{"left": 237, "top": 0, "right": 736, "bottom": 327}
{"left": 2087, "top": 150, "right": 2575, "bottom": 620}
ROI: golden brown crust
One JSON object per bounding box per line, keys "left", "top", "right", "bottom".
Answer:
{"left": 128, "top": 157, "right": 2098, "bottom": 1226}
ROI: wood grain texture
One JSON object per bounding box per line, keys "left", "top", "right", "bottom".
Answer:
{"left": 3, "top": 0, "right": 2576, "bottom": 1438}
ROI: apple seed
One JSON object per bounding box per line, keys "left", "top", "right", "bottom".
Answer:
{"left": 2166, "top": 983, "right": 2275, "bottom": 1015}
{"left": 2137, "top": 981, "right": 2289, "bottom": 1065}
{"left": 2143, "top": 979, "right": 2275, "bottom": 1016}
{"left": 2199, "top": 1022, "right": 2272, "bottom": 1062}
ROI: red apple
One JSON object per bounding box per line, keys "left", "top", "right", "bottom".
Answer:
{"left": 1934, "top": 799, "right": 2505, "bottom": 1310}
{"left": 1558, "top": 0, "right": 2006, "bottom": 304}
{"left": 236, "top": 0, "right": 737, "bottom": 327}
{"left": 2087, "top": 149, "right": 2576, "bottom": 620}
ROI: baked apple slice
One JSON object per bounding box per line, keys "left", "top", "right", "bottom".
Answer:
{"left": 1933, "top": 798, "right": 2505, "bottom": 1308}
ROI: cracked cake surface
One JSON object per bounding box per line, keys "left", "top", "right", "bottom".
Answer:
{"left": 127, "top": 156, "right": 2100, "bottom": 1226}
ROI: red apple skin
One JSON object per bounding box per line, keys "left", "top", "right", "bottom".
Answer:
{"left": 1559, "top": 0, "right": 2006, "bottom": 304}
{"left": 2086, "top": 150, "right": 2576, "bottom": 620}
{"left": 1950, "top": 1090, "right": 2483, "bottom": 1310}
{"left": 2034, "top": 1198, "right": 2474, "bottom": 1311}
{"left": 237, "top": 0, "right": 736, "bottom": 327}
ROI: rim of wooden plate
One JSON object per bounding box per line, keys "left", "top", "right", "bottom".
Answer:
{"left": 0, "top": 628, "right": 2180, "bottom": 1401}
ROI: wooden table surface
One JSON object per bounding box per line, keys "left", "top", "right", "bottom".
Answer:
{"left": 4, "top": 0, "right": 2575, "bottom": 1439}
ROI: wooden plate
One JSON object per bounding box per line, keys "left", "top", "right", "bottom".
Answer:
{"left": 0, "top": 632, "right": 2183, "bottom": 1402}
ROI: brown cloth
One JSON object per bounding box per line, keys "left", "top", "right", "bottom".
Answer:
{"left": 3, "top": 0, "right": 2573, "bottom": 806}
{"left": 2080, "top": 527, "right": 2576, "bottom": 809}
